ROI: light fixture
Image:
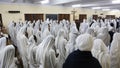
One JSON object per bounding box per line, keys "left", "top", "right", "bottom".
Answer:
{"left": 92, "top": 7, "right": 101, "bottom": 9}
{"left": 40, "top": 0, "right": 49, "bottom": 4}
{"left": 112, "top": 0, "right": 120, "bottom": 4}
{"left": 102, "top": 8, "right": 110, "bottom": 11}
{"left": 72, "top": 4, "right": 81, "bottom": 8}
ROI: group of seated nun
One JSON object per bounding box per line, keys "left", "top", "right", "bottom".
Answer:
{"left": 0, "top": 18, "right": 119, "bottom": 68}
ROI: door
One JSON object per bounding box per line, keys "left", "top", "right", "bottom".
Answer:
{"left": 25, "top": 14, "right": 44, "bottom": 22}
{"left": 92, "top": 15, "right": 98, "bottom": 20}
{"left": 79, "top": 14, "right": 87, "bottom": 22}
{"left": 106, "top": 15, "right": 115, "bottom": 19}
{"left": 46, "top": 14, "right": 58, "bottom": 20}
{"left": 58, "top": 14, "right": 70, "bottom": 21}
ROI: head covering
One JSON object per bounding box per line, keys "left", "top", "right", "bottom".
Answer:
{"left": 86, "top": 28, "right": 95, "bottom": 37}
{"left": 36, "top": 35, "right": 55, "bottom": 67}
{"left": 110, "top": 33, "right": 120, "bottom": 68}
{"left": 79, "top": 20, "right": 89, "bottom": 34}
{"left": 28, "top": 35, "right": 36, "bottom": 46}
{"left": 55, "top": 29, "right": 67, "bottom": 68}
{"left": 92, "top": 39, "right": 110, "bottom": 68}
{"left": 41, "top": 24, "right": 51, "bottom": 41}
{"left": 42, "top": 35, "right": 56, "bottom": 68}
{"left": 70, "top": 22, "right": 78, "bottom": 34}
{"left": 92, "top": 39, "right": 108, "bottom": 58}
{"left": 75, "top": 34, "right": 93, "bottom": 51}
{"left": 55, "top": 28, "right": 66, "bottom": 49}
{"left": 97, "top": 27, "right": 110, "bottom": 46}
{"left": 18, "top": 25, "right": 27, "bottom": 35}
{"left": 0, "top": 37, "right": 6, "bottom": 50}
{"left": 0, "top": 45, "right": 15, "bottom": 68}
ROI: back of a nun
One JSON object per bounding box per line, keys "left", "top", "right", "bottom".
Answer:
{"left": 110, "top": 33, "right": 120, "bottom": 68}
{"left": 92, "top": 39, "right": 110, "bottom": 68}
{"left": 28, "top": 35, "right": 38, "bottom": 68}
{"left": 0, "top": 45, "right": 15, "bottom": 68}
{"left": 97, "top": 27, "right": 110, "bottom": 47}
{"left": 65, "top": 23, "right": 78, "bottom": 58}
{"left": 36, "top": 35, "right": 55, "bottom": 68}
{"left": 86, "top": 28, "right": 95, "bottom": 37}
{"left": 16, "top": 25, "right": 29, "bottom": 68}
{"left": 42, "top": 35, "right": 56, "bottom": 68}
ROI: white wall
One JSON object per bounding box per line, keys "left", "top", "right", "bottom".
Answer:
{"left": 0, "top": 3, "right": 112, "bottom": 27}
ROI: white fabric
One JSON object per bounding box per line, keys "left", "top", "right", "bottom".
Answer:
{"left": 0, "top": 37, "right": 6, "bottom": 50}
{"left": 42, "top": 35, "right": 56, "bottom": 68}
{"left": 27, "top": 24, "right": 33, "bottom": 38}
{"left": 8, "top": 22, "right": 17, "bottom": 45}
{"left": 55, "top": 29, "right": 67, "bottom": 68}
{"left": 16, "top": 25, "right": 29, "bottom": 68}
{"left": 91, "top": 20, "right": 100, "bottom": 29}
{"left": 0, "top": 45, "right": 15, "bottom": 68}
{"left": 86, "top": 28, "right": 95, "bottom": 37}
{"left": 79, "top": 19, "right": 89, "bottom": 34}
{"left": 110, "top": 33, "right": 120, "bottom": 68}
{"left": 9, "top": 58, "right": 18, "bottom": 68}
{"left": 36, "top": 35, "right": 54, "bottom": 68}
{"left": 35, "top": 29, "right": 41, "bottom": 45}
{"left": 28, "top": 35, "right": 38, "bottom": 68}
{"left": 92, "top": 39, "right": 110, "bottom": 68}
{"left": 75, "top": 34, "right": 93, "bottom": 51}
{"left": 97, "top": 27, "right": 110, "bottom": 46}
{"left": 100, "top": 19, "right": 106, "bottom": 27}
{"left": 65, "top": 23, "right": 78, "bottom": 57}
{"left": 41, "top": 24, "right": 51, "bottom": 41}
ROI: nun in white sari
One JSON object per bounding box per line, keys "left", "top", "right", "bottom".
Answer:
{"left": 27, "top": 22, "right": 34, "bottom": 38}
{"left": 66, "top": 22, "right": 78, "bottom": 57}
{"left": 92, "top": 39, "right": 110, "bottom": 68}
{"left": 8, "top": 21, "right": 16, "bottom": 46}
{"left": 36, "top": 35, "right": 56, "bottom": 68}
{"left": 16, "top": 25, "right": 29, "bottom": 68}
{"left": 55, "top": 28, "right": 67, "bottom": 68}
{"left": 110, "top": 33, "right": 120, "bottom": 68}
{"left": 41, "top": 24, "right": 51, "bottom": 41}
{"left": 42, "top": 35, "right": 57, "bottom": 68}
{"left": 0, "top": 37, "right": 15, "bottom": 68}
{"left": 79, "top": 19, "right": 89, "bottom": 34}
{"left": 86, "top": 28, "right": 96, "bottom": 38}
{"left": 28, "top": 35, "right": 38, "bottom": 68}
{"left": 97, "top": 27, "right": 110, "bottom": 46}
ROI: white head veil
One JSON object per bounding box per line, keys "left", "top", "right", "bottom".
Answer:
{"left": 0, "top": 45, "right": 15, "bottom": 68}
{"left": 75, "top": 34, "right": 93, "bottom": 51}
{"left": 79, "top": 19, "right": 89, "bottom": 34}
{"left": 110, "top": 33, "right": 120, "bottom": 68}
{"left": 92, "top": 39, "right": 110, "bottom": 68}
{"left": 86, "top": 28, "right": 95, "bottom": 37}
{"left": 36, "top": 35, "right": 55, "bottom": 68}
{"left": 28, "top": 35, "right": 38, "bottom": 68}
{"left": 42, "top": 35, "right": 56, "bottom": 68}
{"left": 65, "top": 23, "right": 78, "bottom": 57}
{"left": 16, "top": 24, "right": 29, "bottom": 68}
{"left": 0, "top": 37, "right": 6, "bottom": 50}
{"left": 55, "top": 29, "right": 67, "bottom": 68}
{"left": 97, "top": 27, "right": 110, "bottom": 46}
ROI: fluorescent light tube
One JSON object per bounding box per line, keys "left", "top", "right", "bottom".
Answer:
{"left": 72, "top": 4, "right": 81, "bottom": 8}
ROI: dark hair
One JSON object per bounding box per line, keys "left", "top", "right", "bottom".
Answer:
{"left": 110, "top": 23, "right": 114, "bottom": 27}
{"left": 33, "top": 35, "right": 37, "bottom": 43}
{"left": 8, "top": 34, "right": 11, "bottom": 39}
{"left": 33, "top": 23, "right": 35, "bottom": 28}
